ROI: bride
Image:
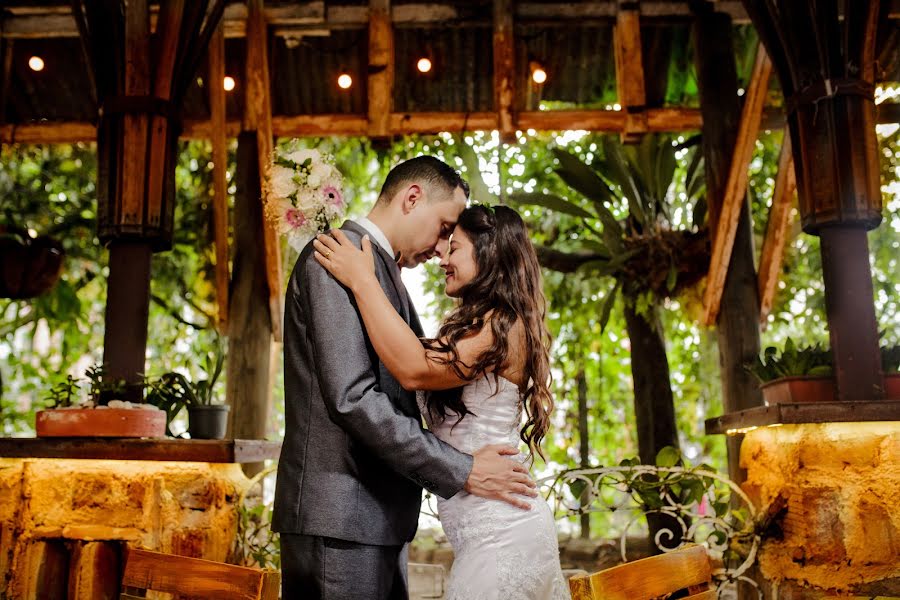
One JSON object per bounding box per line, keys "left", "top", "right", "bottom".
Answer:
{"left": 314, "top": 204, "right": 570, "bottom": 600}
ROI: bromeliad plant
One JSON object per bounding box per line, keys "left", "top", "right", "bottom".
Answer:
{"left": 745, "top": 338, "right": 833, "bottom": 383}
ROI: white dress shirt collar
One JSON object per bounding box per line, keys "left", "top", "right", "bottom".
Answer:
{"left": 353, "top": 217, "right": 395, "bottom": 259}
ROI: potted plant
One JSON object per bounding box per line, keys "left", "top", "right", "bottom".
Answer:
{"left": 150, "top": 350, "right": 229, "bottom": 440}
{"left": 882, "top": 344, "right": 900, "bottom": 399}
{"left": 36, "top": 363, "right": 166, "bottom": 437}
{"left": 746, "top": 339, "right": 835, "bottom": 405}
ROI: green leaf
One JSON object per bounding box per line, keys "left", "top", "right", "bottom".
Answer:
{"left": 599, "top": 282, "right": 621, "bottom": 333}
{"left": 666, "top": 261, "right": 678, "bottom": 292}
{"left": 507, "top": 192, "right": 595, "bottom": 220}
{"left": 655, "top": 445, "right": 681, "bottom": 468}
{"left": 551, "top": 148, "right": 615, "bottom": 203}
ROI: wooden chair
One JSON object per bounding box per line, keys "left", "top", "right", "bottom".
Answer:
{"left": 569, "top": 544, "right": 715, "bottom": 600}
{"left": 120, "top": 547, "right": 280, "bottom": 600}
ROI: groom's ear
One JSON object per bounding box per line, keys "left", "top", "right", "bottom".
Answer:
{"left": 401, "top": 184, "right": 425, "bottom": 214}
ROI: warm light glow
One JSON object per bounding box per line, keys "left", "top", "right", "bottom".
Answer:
{"left": 223, "top": 76, "right": 236, "bottom": 91}
{"left": 417, "top": 58, "right": 432, "bottom": 73}
{"left": 725, "top": 425, "right": 758, "bottom": 436}
{"left": 338, "top": 73, "right": 353, "bottom": 89}
{"left": 532, "top": 66, "right": 547, "bottom": 84}
{"left": 29, "top": 56, "right": 45, "bottom": 71}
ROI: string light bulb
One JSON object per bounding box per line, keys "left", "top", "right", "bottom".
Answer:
{"left": 417, "top": 58, "right": 432, "bottom": 73}
{"left": 29, "top": 56, "right": 45, "bottom": 72}
{"left": 530, "top": 61, "right": 547, "bottom": 85}
{"left": 223, "top": 76, "right": 236, "bottom": 91}
{"left": 338, "top": 73, "right": 353, "bottom": 89}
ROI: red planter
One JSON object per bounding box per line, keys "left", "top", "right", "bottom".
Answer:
{"left": 887, "top": 373, "right": 900, "bottom": 400}
{"left": 760, "top": 376, "right": 836, "bottom": 405}
{"left": 35, "top": 408, "right": 166, "bottom": 438}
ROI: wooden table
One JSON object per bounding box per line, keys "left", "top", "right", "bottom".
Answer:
{"left": 0, "top": 437, "right": 282, "bottom": 463}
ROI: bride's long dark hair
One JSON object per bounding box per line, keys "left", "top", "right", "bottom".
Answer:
{"left": 422, "top": 204, "right": 554, "bottom": 459}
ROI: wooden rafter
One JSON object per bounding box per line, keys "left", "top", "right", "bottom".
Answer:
{"left": 757, "top": 129, "right": 796, "bottom": 325}
{"left": 244, "top": 0, "right": 283, "bottom": 339}
{"left": 367, "top": 0, "right": 393, "bottom": 138}
{"left": 120, "top": 0, "right": 150, "bottom": 227}
{"left": 209, "top": 22, "right": 230, "bottom": 333}
{"left": 493, "top": 0, "right": 515, "bottom": 141}
{"left": 702, "top": 44, "right": 772, "bottom": 326}
{"left": 614, "top": 1, "right": 647, "bottom": 142}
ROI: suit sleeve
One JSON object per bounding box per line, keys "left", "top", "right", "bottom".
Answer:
{"left": 299, "top": 249, "right": 473, "bottom": 500}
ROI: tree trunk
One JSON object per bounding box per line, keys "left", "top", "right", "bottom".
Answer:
{"left": 693, "top": 6, "right": 765, "bottom": 597}
{"left": 226, "top": 131, "right": 273, "bottom": 477}
{"left": 622, "top": 298, "right": 681, "bottom": 552}
{"left": 577, "top": 368, "right": 591, "bottom": 539}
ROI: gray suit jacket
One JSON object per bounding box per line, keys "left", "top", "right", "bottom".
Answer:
{"left": 273, "top": 221, "right": 474, "bottom": 545}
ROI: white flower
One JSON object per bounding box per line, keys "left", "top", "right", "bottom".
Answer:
{"left": 307, "top": 173, "right": 322, "bottom": 188}
{"left": 269, "top": 165, "right": 296, "bottom": 199}
{"left": 295, "top": 190, "right": 319, "bottom": 212}
{"left": 287, "top": 148, "right": 321, "bottom": 166}
{"left": 311, "top": 162, "right": 331, "bottom": 181}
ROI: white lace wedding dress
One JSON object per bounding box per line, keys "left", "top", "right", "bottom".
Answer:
{"left": 419, "top": 375, "right": 570, "bottom": 600}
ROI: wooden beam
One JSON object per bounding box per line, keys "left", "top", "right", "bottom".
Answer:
{"left": 493, "top": 0, "right": 515, "bottom": 141}
{"left": 243, "top": 0, "right": 283, "bottom": 339}
{"left": 614, "top": 2, "right": 647, "bottom": 142}
{"left": 702, "top": 44, "right": 772, "bottom": 326}
{"left": 209, "top": 22, "right": 230, "bottom": 333}
{"left": 757, "top": 130, "right": 796, "bottom": 325}
{"left": 367, "top": 0, "right": 393, "bottom": 137}
{"left": 120, "top": 0, "right": 150, "bottom": 227}
{"left": 0, "top": 107, "right": 708, "bottom": 144}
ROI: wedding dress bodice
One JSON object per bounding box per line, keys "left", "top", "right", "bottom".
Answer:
{"left": 418, "top": 375, "right": 570, "bottom": 600}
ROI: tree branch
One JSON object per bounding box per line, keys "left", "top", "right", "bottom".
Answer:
{"left": 150, "top": 294, "right": 211, "bottom": 330}
{"left": 536, "top": 246, "right": 608, "bottom": 273}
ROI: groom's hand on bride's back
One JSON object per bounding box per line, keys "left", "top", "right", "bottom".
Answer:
{"left": 464, "top": 444, "right": 538, "bottom": 510}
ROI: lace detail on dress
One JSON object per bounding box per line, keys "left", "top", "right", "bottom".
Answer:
{"left": 424, "top": 375, "right": 570, "bottom": 600}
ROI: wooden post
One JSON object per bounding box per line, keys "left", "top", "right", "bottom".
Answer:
{"left": 693, "top": 4, "right": 763, "bottom": 510}
{"left": 209, "top": 22, "right": 230, "bottom": 333}
{"left": 102, "top": 0, "right": 153, "bottom": 397}
{"left": 367, "top": 0, "right": 393, "bottom": 139}
{"left": 758, "top": 130, "right": 796, "bottom": 324}
{"left": 227, "top": 132, "right": 273, "bottom": 475}
{"left": 243, "top": 0, "right": 283, "bottom": 340}
{"left": 702, "top": 44, "right": 771, "bottom": 326}
{"left": 0, "top": 39, "right": 13, "bottom": 125}
{"left": 67, "top": 541, "right": 121, "bottom": 600}
{"left": 614, "top": 1, "right": 647, "bottom": 143}
{"left": 493, "top": 0, "right": 516, "bottom": 142}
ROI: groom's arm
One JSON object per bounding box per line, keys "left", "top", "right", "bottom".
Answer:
{"left": 300, "top": 253, "right": 472, "bottom": 500}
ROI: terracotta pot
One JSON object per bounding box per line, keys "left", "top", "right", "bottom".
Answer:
{"left": 187, "top": 405, "right": 230, "bottom": 440}
{"left": 35, "top": 408, "right": 166, "bottom": 438}
{"left": 886, "top": 373, "right": 900, "bottom": 400}
{"left": 760, "top": 376, "right": 836, "bottom": 405}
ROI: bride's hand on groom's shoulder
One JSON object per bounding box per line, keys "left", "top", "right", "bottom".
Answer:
{"left": 314, "top": 230, "right": 377, "bottom": 292}
{"left": 464, "top": 444, "right": 538, "bottom": 510}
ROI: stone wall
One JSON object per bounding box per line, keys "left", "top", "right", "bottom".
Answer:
{"left": 740, "top": 422, "right": 900, "bottom": 596}
{"left": 0, "top": 457, "right": 250, "bottom": 599}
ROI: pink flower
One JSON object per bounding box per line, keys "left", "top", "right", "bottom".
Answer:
{"left": 323, "top": 185, "right": 343, "bottom": 207}
{"left": 285, "top": 208, "right": 307, "bottom": 228}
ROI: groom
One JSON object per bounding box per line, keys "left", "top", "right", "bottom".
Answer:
{"left": 273, "top": 156, "right": 536, "bottom": 600}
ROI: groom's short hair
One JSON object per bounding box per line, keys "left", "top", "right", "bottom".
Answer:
{"left": 377, "top": 156, "right": 470, "bottom": 206}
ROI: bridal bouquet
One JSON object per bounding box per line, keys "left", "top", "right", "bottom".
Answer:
{"left": 264, "top": 146, "right": 346, "bottom": 251}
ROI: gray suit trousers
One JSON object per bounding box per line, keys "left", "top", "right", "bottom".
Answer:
{"left": 280, "top": 533, "right": 408, "bottom": 600}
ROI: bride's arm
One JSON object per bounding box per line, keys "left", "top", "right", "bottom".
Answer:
{"left": 314, "top": 231, "right": 493, "bottom": 391}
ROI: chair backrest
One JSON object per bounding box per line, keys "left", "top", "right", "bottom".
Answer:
{"left": 569, "top": 544, "right": 713, "bottom": 600}
{"left": 120, "top": 548, "right": 280, "bottom": 600}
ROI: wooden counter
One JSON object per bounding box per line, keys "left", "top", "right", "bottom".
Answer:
{"left": 0, "top": 438, "right": 282, "bottom": 463}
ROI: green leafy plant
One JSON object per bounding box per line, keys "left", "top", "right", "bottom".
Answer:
{"left": 882, "top": 344, "right": 900, "bottom": 373}
{"left": 43, "top": 375, "right": 81, "bottom": 409}
{"left": 231, "top": 466, "right": 280, "bottom": 569}
{"left": 745, "top": 338, "right": 833, "bottom": 383}
{"left": 84, "top": 363, "right": 128, "bottom": 405}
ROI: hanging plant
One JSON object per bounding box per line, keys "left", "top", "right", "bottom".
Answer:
{"left": 0, "top": 225, "right": 65, "bottom": 299}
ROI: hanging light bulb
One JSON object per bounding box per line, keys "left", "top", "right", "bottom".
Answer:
{"left": 29, "top": 56, "right": 45, "bottom": 72}
{"left": 417, "top": 57, "right": 432, "bottom": 73}
{"left": 530, "top": 61, "right": 547, "bottom": 85}
{"left": 223, "top": 76, "right": 236, "bottom": 91}
{"left": 338, "top": 73, "right": 353, "bottom": 89}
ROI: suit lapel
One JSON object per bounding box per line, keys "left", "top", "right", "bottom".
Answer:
{"left": 340, "top": 221, "right": 410, "bottom": 322}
